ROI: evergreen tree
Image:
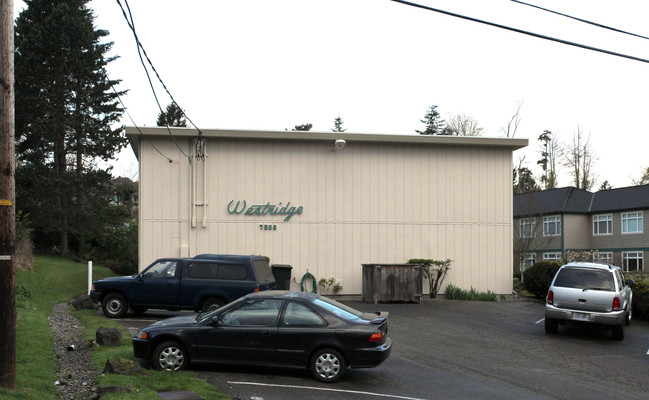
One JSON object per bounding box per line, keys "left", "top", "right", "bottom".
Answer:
{"left": 291, "top": 123, "right": 312, "bottom": 131}
{"left": 537, "top": 130, "right": 558, "bottom": 189}
{"left": 416, "top": 105, "right": 448, "bottom": 135}
{"left": 332, "top": 116, "right": 346, "bottom": 132}
{"left": 15, "top": 0, "right": 126, "bottom": 256}
{"left": 157, "top": 102, "right": 187, "bottom": 127}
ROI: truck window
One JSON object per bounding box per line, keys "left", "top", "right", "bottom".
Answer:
{"left": 252, "top": 259, "right": 275, "bottom": 284}
{"left": 187, "top": 263, "right": 247, "bottom": 280}
{"left": 218, "top": 264, "right": 248, "bottom": 280}
{"left": 188, "top": 263, "right": 219, "bottom": 279}
{"left": 143, "top": 261, "right": 177, "bottom": 279}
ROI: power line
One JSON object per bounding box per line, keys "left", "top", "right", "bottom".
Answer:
{"left": 60, "top": 0, "right": 173, "bottom": 164}
{"left": 119, "top": 0, "right": 202, "bottom": 134}
{"left": 115, "top": 0, "right": 190, "bottom": 159}
{"left": 511, "top": 0, "right": 649, "bottom": 41}
{"left": 112, "top": 86, "right": 173, "bottom": 163}
{"left": 390, "top": 0, "right": 649, "bottom": 64}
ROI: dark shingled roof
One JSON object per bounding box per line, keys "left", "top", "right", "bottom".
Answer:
{"left": 590, "top": 184, "right": 649, "bottom": 212}
{"left": 513, "top": 185, "right": 649, "bottom": 217}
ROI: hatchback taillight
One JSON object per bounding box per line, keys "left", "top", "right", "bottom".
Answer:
{"left": 612, "top": 297, "right": 621, "bottom": 311}
{"left": 369, "top": 332, "right": 384, "bottom": 343}
{"left": 546, "top": 290, "right": 554, "bottom": 305}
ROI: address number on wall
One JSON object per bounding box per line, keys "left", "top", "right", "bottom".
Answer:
{"left": 259, "top": 224, "right": 277, "bottom": 231}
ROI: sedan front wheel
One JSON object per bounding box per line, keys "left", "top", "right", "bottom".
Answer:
{"left": 310, "top": 348, "right": 347, "bottom": 383}
{"left": 153, "top": 341, "right": 188, "bottom": 371}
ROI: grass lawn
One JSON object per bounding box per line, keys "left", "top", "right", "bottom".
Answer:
{"left": 0, "top": 255, "right": 227, "bottom": 400}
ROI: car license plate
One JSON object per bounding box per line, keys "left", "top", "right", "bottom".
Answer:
{"left": 572, "top": 312, "right": 588, "bottom": 321}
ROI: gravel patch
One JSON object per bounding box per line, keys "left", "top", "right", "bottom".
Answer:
{"left": 49, "top": 302, "right": 100, "bottom": 400}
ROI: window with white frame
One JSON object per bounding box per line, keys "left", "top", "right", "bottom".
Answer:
{"left": 622, "top": 251, "right": 643, "bottom": 271}
{"left": 543, "top": 215, "right": 561, "bottom": 237}
{"left": 543, "top": 253, "right": 561, "bottom": 261}
{"left": 520, "top": 219, "right": 536, "bottom": 238}
{"left": 593, "top": 214, "right": 612, "bottom": 235}
{"left": 543, "top": 252, "right": 561, "bottom": 261}
{"left": 521, "top": 253, "right": 536, "bottom": 270}
{"left": 622, "top": 212, "right": 643, "bottom": 234}
{"left": 594, "top": 252, "right": 613, "bottom": 264}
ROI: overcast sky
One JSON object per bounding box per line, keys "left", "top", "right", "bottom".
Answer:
{"left": 14, "top": 0, "right": 649, "bottom": 188}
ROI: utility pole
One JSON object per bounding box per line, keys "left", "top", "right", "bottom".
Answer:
{"left": 0, "top": 0, "right": 16, "bottom": 391}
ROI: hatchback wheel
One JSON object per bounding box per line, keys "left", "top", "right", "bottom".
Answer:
{"left": 612, "top": 323, "right": 625, "bottom": 341}
{"left": 310, "top": 348, "right": 347, "bottom": 383}
{"left": 544, "top": 317, "right": 559, "bottom": 334}
{"left": 101, "top": 293, "right": 128, "bottom": 318}
{"left": 153, "top": 341, "right": 188, "bottom": 371}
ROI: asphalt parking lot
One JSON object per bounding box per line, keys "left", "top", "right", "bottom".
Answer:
{"left": 117, "top": 299, "right": 649, "bottom": 400}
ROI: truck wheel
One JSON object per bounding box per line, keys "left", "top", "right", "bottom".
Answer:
{"left": 201, "top": 297, "right": 225, "bottom": 313}
{"left": 612, "top": 323, "right": 625, "bottom": 341}
{"left": 153, "top": 341, "right": 188, "bottom": 371}
{"left": 102, "top": 293, "right": 128, "bottom": 318}
{"left": 625, "top": 308, "right": 632, "bottom": 326}
{"left": 544, "top": 317, "right": 559, "bottom": 334}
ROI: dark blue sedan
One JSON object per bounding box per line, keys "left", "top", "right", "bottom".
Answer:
{"left": 133, "top": 291, "right": 391, "bottom": 382}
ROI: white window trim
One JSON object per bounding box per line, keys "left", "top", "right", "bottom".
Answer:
{"left": 622, "top": 251, "right": 644, "bottom": 272}
{"left": 542, "top": 252, "right": 561, "bottom": 260}
{"left": 594, "top": 251, "right": 613, "bottom": 264}
{"left": 622, "top": 211, "right": 643, "bottom": 234}
{"left": 543, "top": 215, "right": 561, "bottom": 237}
{"left": 592, "top": 214, "right": 613, "bottom": 236}
{"left": 520, "top": 219, "right": 536, "bottom": 238}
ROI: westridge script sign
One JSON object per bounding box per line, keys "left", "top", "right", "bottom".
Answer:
{"left": 227, "top": 200, "right": 303, "bottom": 222}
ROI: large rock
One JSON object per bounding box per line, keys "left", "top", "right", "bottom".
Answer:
{"left": 103, "top": 358, "right": 149, "bottom": 376}
{"left": 72, "top": 294, "right": 95, "bottom": 310}
{"left": 96, "top": 327, "right": 121, "bottom": 346}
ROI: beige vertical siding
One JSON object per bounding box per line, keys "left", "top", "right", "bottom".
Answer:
{"left": 133, "top": 129, "right": 525, "bottom": 295}
{"left": 564, "top": 214, "right": 591, "bottom": 249}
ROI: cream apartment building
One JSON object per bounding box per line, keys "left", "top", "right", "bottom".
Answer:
{"left": 126, "top": 127, "right": 527, "bottom": 296}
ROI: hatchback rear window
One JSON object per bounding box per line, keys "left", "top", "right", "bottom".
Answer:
{"left": 553, "top": 268, "right": 615, "bottom": 291}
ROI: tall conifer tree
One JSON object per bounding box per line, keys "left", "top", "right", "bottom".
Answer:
{"left": 15, "top": 0, "right": 126, "bottom": 255}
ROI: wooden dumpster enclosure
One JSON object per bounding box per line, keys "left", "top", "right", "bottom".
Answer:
{"left": 362, "top": 264, "right": 422, "bottom": 303}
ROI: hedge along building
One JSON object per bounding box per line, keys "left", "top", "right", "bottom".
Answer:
{"left": 126, "top": 127, "right": 527, "bottom": 296}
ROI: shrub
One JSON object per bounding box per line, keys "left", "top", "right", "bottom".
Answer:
{"left": 523, "top": 260, "right": 562, "bottom": 298}
{"left": 408, "top": 258, "right": 452, "bottom": 299}
{"left": 318, "top": 277, "right": 343, "bottom": 295}
{"left": 632, "top": 280, "right": 649, "bottom": 320}
{"left": 445, "top": 284, "right": 498, "bottom": 301}
{"left": 81, "top": 221, "right": 138, "bottom": 275}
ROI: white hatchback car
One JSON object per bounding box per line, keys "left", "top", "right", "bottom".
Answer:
{"left": 545, "top": 262, "right": 634, "bottom": 340}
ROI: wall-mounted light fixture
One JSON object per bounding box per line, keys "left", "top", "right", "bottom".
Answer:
{"left": 334, "top": 139, "right": 346, "bottom": 151}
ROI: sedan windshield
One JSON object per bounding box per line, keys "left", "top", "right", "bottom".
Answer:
{"left": 553, "top": 268, "right": 615, "bottom": 291}
{"left": 314, "top": 296, "right": 364, "bottom": 319}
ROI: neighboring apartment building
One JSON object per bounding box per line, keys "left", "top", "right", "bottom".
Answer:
{"left": 513, "top": 185, "right": 649, "bottom": 273}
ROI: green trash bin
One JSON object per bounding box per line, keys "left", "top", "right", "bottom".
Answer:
{"left": 271, "top": 264, "right": 293, "bottom": 290}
